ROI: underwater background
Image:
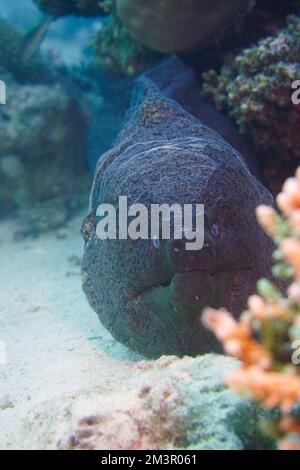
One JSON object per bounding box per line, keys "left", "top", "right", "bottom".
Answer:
{"left": 0, "top": 0, "right": 300, "bottom": 450}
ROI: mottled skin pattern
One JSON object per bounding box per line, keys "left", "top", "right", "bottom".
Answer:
{"left": 82, "top": 58, "right": 274, "bottom": 358}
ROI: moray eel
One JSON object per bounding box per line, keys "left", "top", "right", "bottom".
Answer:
{"left": 82, "top": 57, "right": 274, "bottom": 358}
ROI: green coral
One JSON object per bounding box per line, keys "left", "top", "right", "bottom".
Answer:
{"left": 202, "top": 15, "right": 300, "bottom": 193}
{"left": 93, "top": 14, "right": 162, "bottom": 76}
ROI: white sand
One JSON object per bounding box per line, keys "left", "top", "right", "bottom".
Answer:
{"left": 0, "top": 214, "right": 143, "bottom": 449}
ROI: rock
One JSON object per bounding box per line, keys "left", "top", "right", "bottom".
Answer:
{"left": 21, "top": 354, "right": 273, "bottom": 450}
{"left": 93, "top": 14, "right": 162, "bottom": 76}
{"left": 0, "top": 71, "right": 83, "bottom": 164}
{"left": 116, "top": 0, "right": 255, "bottom": 53}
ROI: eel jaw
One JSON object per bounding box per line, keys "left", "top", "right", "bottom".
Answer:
{"left": 122, "top": 267, "right": 253, "bottom": 357}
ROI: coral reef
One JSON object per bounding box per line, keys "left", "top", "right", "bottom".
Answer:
{"left": 21, "top": 355, "right": 273, "bottom": 450}
{"left": 203, "top": 167, "right": 300, "bottom": 450}
{"left": 0, "top": 68, "right": 88, "bottom": 234}
{"left": 33, "top": 0, "right": 300, "bottom": 78}
{"left": 93, "top": 15, "right": 162, "bottom": 76}
{"left": 34, "top": 0, "right": 160, "bottom": 76}
{"left": 116, "top": 0, "right": 255, "bottom": 53}
{"left": 202, "top": 15, "right": 300, "bottom": 194}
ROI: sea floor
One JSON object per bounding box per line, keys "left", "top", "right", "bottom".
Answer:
{"left": 0, "top": 214, "right": 143, "bottom": 449}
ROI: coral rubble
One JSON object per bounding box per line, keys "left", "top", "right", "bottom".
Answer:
{"left": 203, "top": 167, "right": 300, "bottom": 450}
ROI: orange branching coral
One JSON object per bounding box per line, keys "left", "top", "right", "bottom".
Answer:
{"left": 227, "top": 368, "right": 300, "bottom": 413}
{"left": 202, "top": 309, "right": 271, "bottom": 369}
{"left": 280, "top": 417, "right": 300, "bottom": 435}
{"left": 203, "top": 167, "right": 300, "bottom": 450}
{"left": 256, "top": 206, "right": 278, "bottom": 238}
{"left": 280, "top": 239, "right": 300, "bottom": 278}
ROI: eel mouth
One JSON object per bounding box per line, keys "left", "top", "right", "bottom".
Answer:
{"left": 127, "top": 266, "right": 252, "bottom": 309}
{"left": 123, "top": 267, "right": 252, "bottom": 357}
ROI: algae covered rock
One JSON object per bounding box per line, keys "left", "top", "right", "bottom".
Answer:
{"left": 0, "top": 69, "right": 88, "bottom": 231}
{"left": 116, "top": 0, "right": 255, "bottom": 53}
{"left": 21, "top": 355, "right": 273, "bottom": 450}
{"left": 33, "top": 0, "right": 256, "bottom": 76}
{"left": 94, "top": 14, "right": 162, "bottom": 76}
{"left": 202, "top": 15, "right": 300, "bottom": 193}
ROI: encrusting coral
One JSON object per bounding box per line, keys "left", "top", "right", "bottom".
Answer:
{"left": 203, "top": 167, "right": 300, "bottom": 450}
{"left": 202, "top": 15, "right": 300, "bottom": 194}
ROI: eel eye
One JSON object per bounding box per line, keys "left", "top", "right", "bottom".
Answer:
{"left": 211, "top": 224, "right": 219, "bottom": 238}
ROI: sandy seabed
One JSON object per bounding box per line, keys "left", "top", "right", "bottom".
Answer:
{"left": 0, "top": 213, "right": 143, "bottom": 449}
